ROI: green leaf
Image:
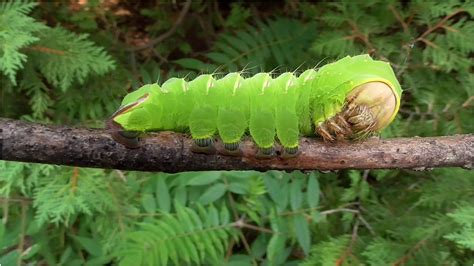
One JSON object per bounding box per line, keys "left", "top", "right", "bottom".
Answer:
{"left": 187, "top": 172, "right": 222, "bottom": 186}
{"left": 220, "top": 205, "right": 231, "bottom": 225}
{"left": 263, "top": 173, "right": 289, "bottom": 210}
{"left": 207, "top": 205, "right": 220, "bottom": 226}
{"left": 224, "top": 171, "right": 260, "bottom": 180}
{"left": 0, "top": 250, "right": 20, "bottom": 266}
{"left": 174, "top": 186, "right": 187, "bottom": 206}
{"left": 307, "top": 172, "right": 320, "bottom": 209}
{"left": 59, "top": 246, "right": 73, "bottom": 265}
{"left": 221, "top": 34, "right": 249, "bottom": 53}
{"left": 228, "top": 182, "right": 249, "bottom": 194}
{"left": 293, "top": 214, "right": 311, "bottom": 255}
{"left": 141, "top": 193, "right": 156, "bottom": 213}
{"left": 173, "top": 58, "right": 207, "bottom": 71}
{"left": 267, "top": 234, "right": 286, "bottom": 263}
{"left": 250, "top": 233, "right": 269, "bottom": 259}
{"left": 207, "top": 52, "right": 232, "bottom": 65}
{"left": 290, "top": 179, "right": 303, "bottom": 211}
{"left": 198, "top": 183, "right": 227, "bottom": 205}
{"left": 0, "top": 222, "right": 4, "bottom": 240}
{"left": 72, "top": 236, "right": 103, "bottom": 257}
{"left": 156, "top": 177, "right": 171, "bottom": 212}
{"left": 226, "top": 254, "right": 253, "bottom": 266}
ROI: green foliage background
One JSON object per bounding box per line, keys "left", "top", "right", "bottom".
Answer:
{"left": 1, "top": 1, "right": 473, "bottom": 265}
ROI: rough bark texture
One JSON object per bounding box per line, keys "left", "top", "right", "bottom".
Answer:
{"left": 1, "top": 118, "right": 473, "bottom": 173}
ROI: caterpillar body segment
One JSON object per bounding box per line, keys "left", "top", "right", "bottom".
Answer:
{"left": 296, "top": 69, "right": 317, "bottom": 137}
{"left": 188, "top": 74, "right": 218, "bottom": 140}
{"left": 216, "top": 73, "right": 247, "bottom": 145}
{"left": 274, "top": 72, "right": 300, "bottom": 149}
{"left": 248, "top": 72, "right": 276, "bottom": 150}
{"left": 108, "top": 54, "right": 403, "bottom": 157}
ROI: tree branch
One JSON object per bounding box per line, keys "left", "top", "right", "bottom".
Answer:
{"left": 1, "top": 118, "right": 473, "bottom": 172}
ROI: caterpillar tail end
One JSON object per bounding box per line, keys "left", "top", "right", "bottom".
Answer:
{"left": 317, "top": 81, "right": 399, "bottom": 141}
{"left": 106, "top": 119, "right": 141, "bottom": 149}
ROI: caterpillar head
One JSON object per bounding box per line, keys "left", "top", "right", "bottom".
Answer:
{"left": 317, "top": 80, "right": 400, "bottom": 141}
{"left": 106, "top": 84, "right": 159, "bottom": 148}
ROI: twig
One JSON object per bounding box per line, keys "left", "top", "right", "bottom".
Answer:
{"left": 71, "top": 167, "right": 79, "bottom": 193}
{"left": 418, "top": 38, "right": 438, "bottom": 48}
{"left": 392, "top": 239, "right": 428, "bottom": 266}
{"left": 225, "top": 186, "right": 259, "bottom": 266}
{"left": 462, "top": 96, "right": 474, "bottom": 108}
{"left": 2, "top": 200, "right": 8, "bottom": 224}
{"left": 17, "top": 201, "right": 28, "bottom": 266}
{"left": 126, "top": 0, "right": 192, "bottom": 52}
{"left": 415, "top": 9, "right": 465, "bottom": 42}
{"left": 389, "top": 5, "right": 408, "bottom": 33}
{"left": 26, "top": 46, "right": 65, "bottom": 55}
{"left": 1, "top": 118, "right": 473, "bottom": 172}
{"left": 320, "top": 208, "right": 360, "bottom": 216}
{"left": 232, "top": 217, "right": 259, "bottom": 266}
{"left": 410, "top": 8, "right": 465, "bottom": 50}
{"left": 397, "top": 9, "right": 466, "bottom": 76}
{"left": 358, "top": 215, "right": 375, "bottom": 236}
{"left": 233, "top": 218, "right": 274, "bottom": 234}
{"left": 347, "top": 20, "right": 376, "bottom": 53}
{"left": 335, "top": 219, "right": 360, "bottom": 266}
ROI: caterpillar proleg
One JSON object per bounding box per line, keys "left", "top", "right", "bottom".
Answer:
{"left": 107, "top": 54, "right": 402, "bottom": 158}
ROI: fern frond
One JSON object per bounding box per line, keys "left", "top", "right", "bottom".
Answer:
{"left": 301, "top": 235, "right": 351, "bottom": 266}
{"left": 362, "top": 237, "right": 408, "bottom": 265}
{"left": 444, "top": 204, "right": 474, "bottom": 250}
{"left": 20, "top": 63, "right": 52, "bottom": 119}
{"left": 118, "top": 204, "right": 234, "bottom": 266}
{"left": 27, "top": 27, "right": 115, "bottom": 91}
{"left": 417, "top": 169, "right": 474, "bottom": 209}
{"left": 0, "top": 2, "right": 46, "bottom": 84}
{"left": 33, "top": 168, "right": 117, "bottom": 225}
{"left": 175, "top": 18, "right": 317, "bottom": 74}
{"left": 311, "top": 31, "right": 359, "bottom": 58}
{"left": 0, "top": 161, "right": 26, "bottom": 196}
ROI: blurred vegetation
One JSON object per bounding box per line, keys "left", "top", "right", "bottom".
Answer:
{"left": 0, "top": 0, "right": 473, "bottom": 265}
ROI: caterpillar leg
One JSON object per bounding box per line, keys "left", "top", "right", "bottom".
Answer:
{"left": 189, "top": 106, "right": 217, "bottom": 154}
{"left": 249, "top": 110, "right": 277, "bottom": 159}
{"left": 217, "top": 108, "right": 246, "bottom": 156}
{"left": 221, "top": 141, "right": 242, "bottom": 156}
{"left": 281, "top": 146, "right": 300, "bottom": 158}
{"left": 316, "top": 113, "right": 353, "bottom": 142}
{"left": 344, "top": 104, "right": 377, "bottom": 139}
{"left": 255, "top": 146, "right": 276, "bottom": 159}
{"left": 191, "top": 137, "right": 216, "bottom": 154}
{"left": 276, "top": 110, "right": 300, "bottom": 158}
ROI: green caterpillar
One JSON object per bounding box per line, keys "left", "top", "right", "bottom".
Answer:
{"left": 107, "top": 54, "right": 402, "bottom": 158}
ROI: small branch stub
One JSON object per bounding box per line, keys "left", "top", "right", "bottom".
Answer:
{"left": 1, "top": 118, "right": 473, "bottom": 173}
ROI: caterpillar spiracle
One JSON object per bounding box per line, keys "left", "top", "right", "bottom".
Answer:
{"left": 107, "top": 54, "right": 402, "bottom": 158}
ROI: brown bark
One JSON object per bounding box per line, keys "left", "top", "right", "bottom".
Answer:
{"left": 1, "top": 118, "right": 473, "bottom": 173}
